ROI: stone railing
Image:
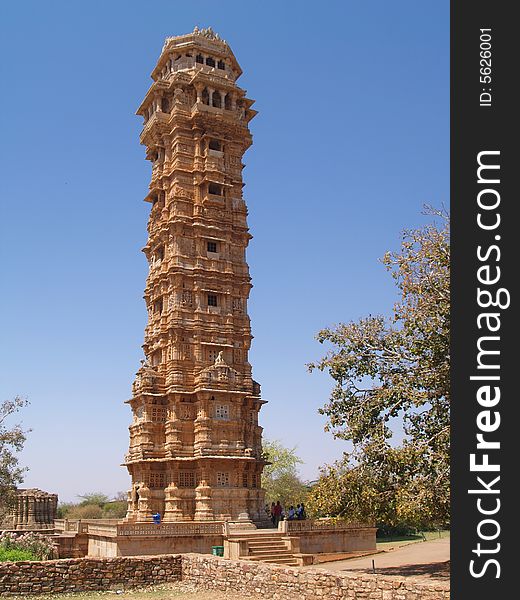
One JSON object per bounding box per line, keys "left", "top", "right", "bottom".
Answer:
{"left": 53, "top": 519, "right": 89, "bottom": 534}
{"left": 54, "top": 519, "right": 121, "bottom": 535}
{"left": 116, "top": 521, "right": 224, "bottom": 537}
{"left": 86, "top": 524, "right": 118, "bottom": 537}
{"left": 281, "top": 519, "right": 375, "bottom": 534}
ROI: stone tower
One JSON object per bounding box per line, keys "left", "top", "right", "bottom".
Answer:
{"left": 124, "top": 27, "right": 266, "bottom": 524}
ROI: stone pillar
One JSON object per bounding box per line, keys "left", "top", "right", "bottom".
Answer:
{"left": 194, "top": 467, "right": 214, "bottom": 520}
{"left": 194, "top": 398, "right": 211, "bottom": 453}
{"left": 165, "top": 401, "right": 183, "bottom": 455}
{"left": 163, "top": 481, "right": 184, "bottom": 522}
{"left": 195, "top": 83, "right": 203, "bottom": 104}
{"left": 136, "top": 483, "right": 153, "bottom": 522}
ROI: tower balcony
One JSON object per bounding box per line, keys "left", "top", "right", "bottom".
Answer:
{"left": 204, "top": 155, "right": 225, "bottom": 172}
{"left": 140, "top": 110, "right": 170, "bottom": 142}
{"left": 191, "top": 101, "right": 243, "bottom": 121}
{"left": 194, "top": 361, "right": 252, "bottom": 394}
{"left": 158, "top": 56, "right": 236, "bottom": 81}
{"left": 202, "top": 192, "right": 226, "bottom": 207}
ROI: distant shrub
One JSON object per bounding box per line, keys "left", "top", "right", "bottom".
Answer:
{"left": 57, "top": 492, "right": 128, "bottom": 520}
{"left": 376, "top": 523, "right": 417, "bottom": 538}
{"left": 56, "top": 502, "right": 75, "bottom": 518}
{"left": 65, "top": 504, "right": 104, "bottom": 519}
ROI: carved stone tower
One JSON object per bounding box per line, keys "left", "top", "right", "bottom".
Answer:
{"left": 124, "top": 27, "right": 266, "bottom": 524}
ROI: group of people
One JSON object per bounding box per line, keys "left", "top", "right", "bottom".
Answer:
{"left": 267, "top": 501, "right": 306, "bottom": 526}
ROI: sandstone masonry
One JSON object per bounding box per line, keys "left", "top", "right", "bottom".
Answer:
{"left": 3, "top": 489, "right": 57, "bottom": 531}
{"left": 0, "top": 555, "right": 181, "bottom": 596}
{"left": 125, "top": 25, "right": 266, "bottom": 525}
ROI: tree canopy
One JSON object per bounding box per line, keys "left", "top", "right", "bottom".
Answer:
{"left": 0, "top": 397, "right": 29, "bottom": 514}
{"left": 307, "top": 211, "right": 450, "bottom": 528}
{"left": 261, "top": 440, "right": 309, "bottom": 507}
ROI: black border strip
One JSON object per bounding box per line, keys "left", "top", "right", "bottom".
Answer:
{"left": 451, "top": 2, "right": 516, "bottom": 596}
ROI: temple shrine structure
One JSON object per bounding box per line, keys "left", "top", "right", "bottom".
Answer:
{"left": 5, "top": 489, "right": 58, "bottom": 531}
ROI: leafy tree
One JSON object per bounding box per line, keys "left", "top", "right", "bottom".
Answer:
{"left": 102, "top": 500, "right": 128, "bottom": 519}
{"left": 307, "top": 211, "right": 450, "bottom": 528}
{"left": 262, "top": 440, "right": 309, "bottom": 507}
{"left": 77, "top": 492, "right": 111, "bottom": 507}
{"left": 56, "top": 503, "right": 75, "bottom": 519}
{"left": 0, "top": 397, "right": 29, "bottom": 516}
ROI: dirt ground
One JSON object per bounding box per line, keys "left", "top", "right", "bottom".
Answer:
{"left": 309, "top": 537, "right": 450, "bottom": 581}
{"left": 8, "top": 582, "right": 263, "bottom": 600}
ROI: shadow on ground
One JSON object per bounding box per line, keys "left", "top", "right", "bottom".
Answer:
{"left": 346, "top": 560, "right": 450, "bottom": 580}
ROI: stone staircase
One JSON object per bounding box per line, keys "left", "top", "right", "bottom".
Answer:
{"left": 225, "top": 530, "right": 309, "bottom": 566}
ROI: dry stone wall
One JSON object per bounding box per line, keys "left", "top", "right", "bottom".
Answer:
{"left": 182, "top": 554, "right": 450, "bottom": 600}
{"left": 0, "top": 553, "right": 449, "bottom": 599}
{"left": 0, "top": 555, "right": 182, "bottom": 596}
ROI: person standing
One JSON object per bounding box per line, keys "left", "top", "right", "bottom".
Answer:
{"left": 274, "top": 500, "right": 283, "bottom": 526}
{"left": 270, "top": 502, "right": 276, "bottom": 526}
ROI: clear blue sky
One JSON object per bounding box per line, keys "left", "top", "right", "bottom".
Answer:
{"left": 0, "top": 1, "right": 448, "bottom": 502}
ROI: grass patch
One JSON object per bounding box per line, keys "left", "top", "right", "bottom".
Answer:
{"left": 0, "top": 548, "right": 39, "bottom": 562}
{"left": 376, "top": 530, "right": 450, "bottom": 550}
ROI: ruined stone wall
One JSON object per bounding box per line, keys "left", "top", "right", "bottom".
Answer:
{"left": 0, "top": 555, "right": 182, "bottom": 596}
{"left": 182, "top": 554, "right": 450, "bottom": 600}
{"left": 0, "top": 553, "right": 449, "bottom": 599}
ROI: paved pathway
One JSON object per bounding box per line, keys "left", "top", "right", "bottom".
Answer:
{"left": 307, "top": 538, "right": 450, "bottom": 580}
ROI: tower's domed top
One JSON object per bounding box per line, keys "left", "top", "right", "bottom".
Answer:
{"left": 151, "top": 27, "right": 241, "bottom": 82}
{"left": 162, "top": 26, "right": 227, "bottom": 51}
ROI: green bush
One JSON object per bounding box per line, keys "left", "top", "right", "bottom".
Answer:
{"left": 0, "top": 548, "right": 39, "bottom": 562}
{"left": 102, "top": 501, "right": 127, "bottom": 519}
{"left": 376, "top": 523, "right": 417, "bottom": 538}
{"left": 0, "top": 531, "right": 56, "bottom": 560}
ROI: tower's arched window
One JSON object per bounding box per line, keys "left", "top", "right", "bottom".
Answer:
{"left": 161, "top": 97, "right": 170, "bottom": 113}
{"left": 224, "top": 94, "right": 232, "bottom": 110}
{"left": 208, "top": 182, "right": 222, "bottom": 196}
{"left": 151, "top": 349, "right": 162, "bottom": 367}
{"left": 209, "top": 139, "right": 221, "bottom": 151}
{"left": 206, "top": 56, "right": 215, "bottom": 67}
{"left": 217, "top": 60, "right": 225, "bottom": 70}
{"left": 155, "top": 245, "right": 165, "bottom": 262}
{"left": 153, "top": 297, "right": 163, "bottom": 314}
{"left": 201, "top": 88, "right": 209, "bottom": 105}
{"left": 212, "top": 91, "right": 221, "bottom": 109}
{"left": 196, "top": 54, "right": 204, "bottom": 64}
